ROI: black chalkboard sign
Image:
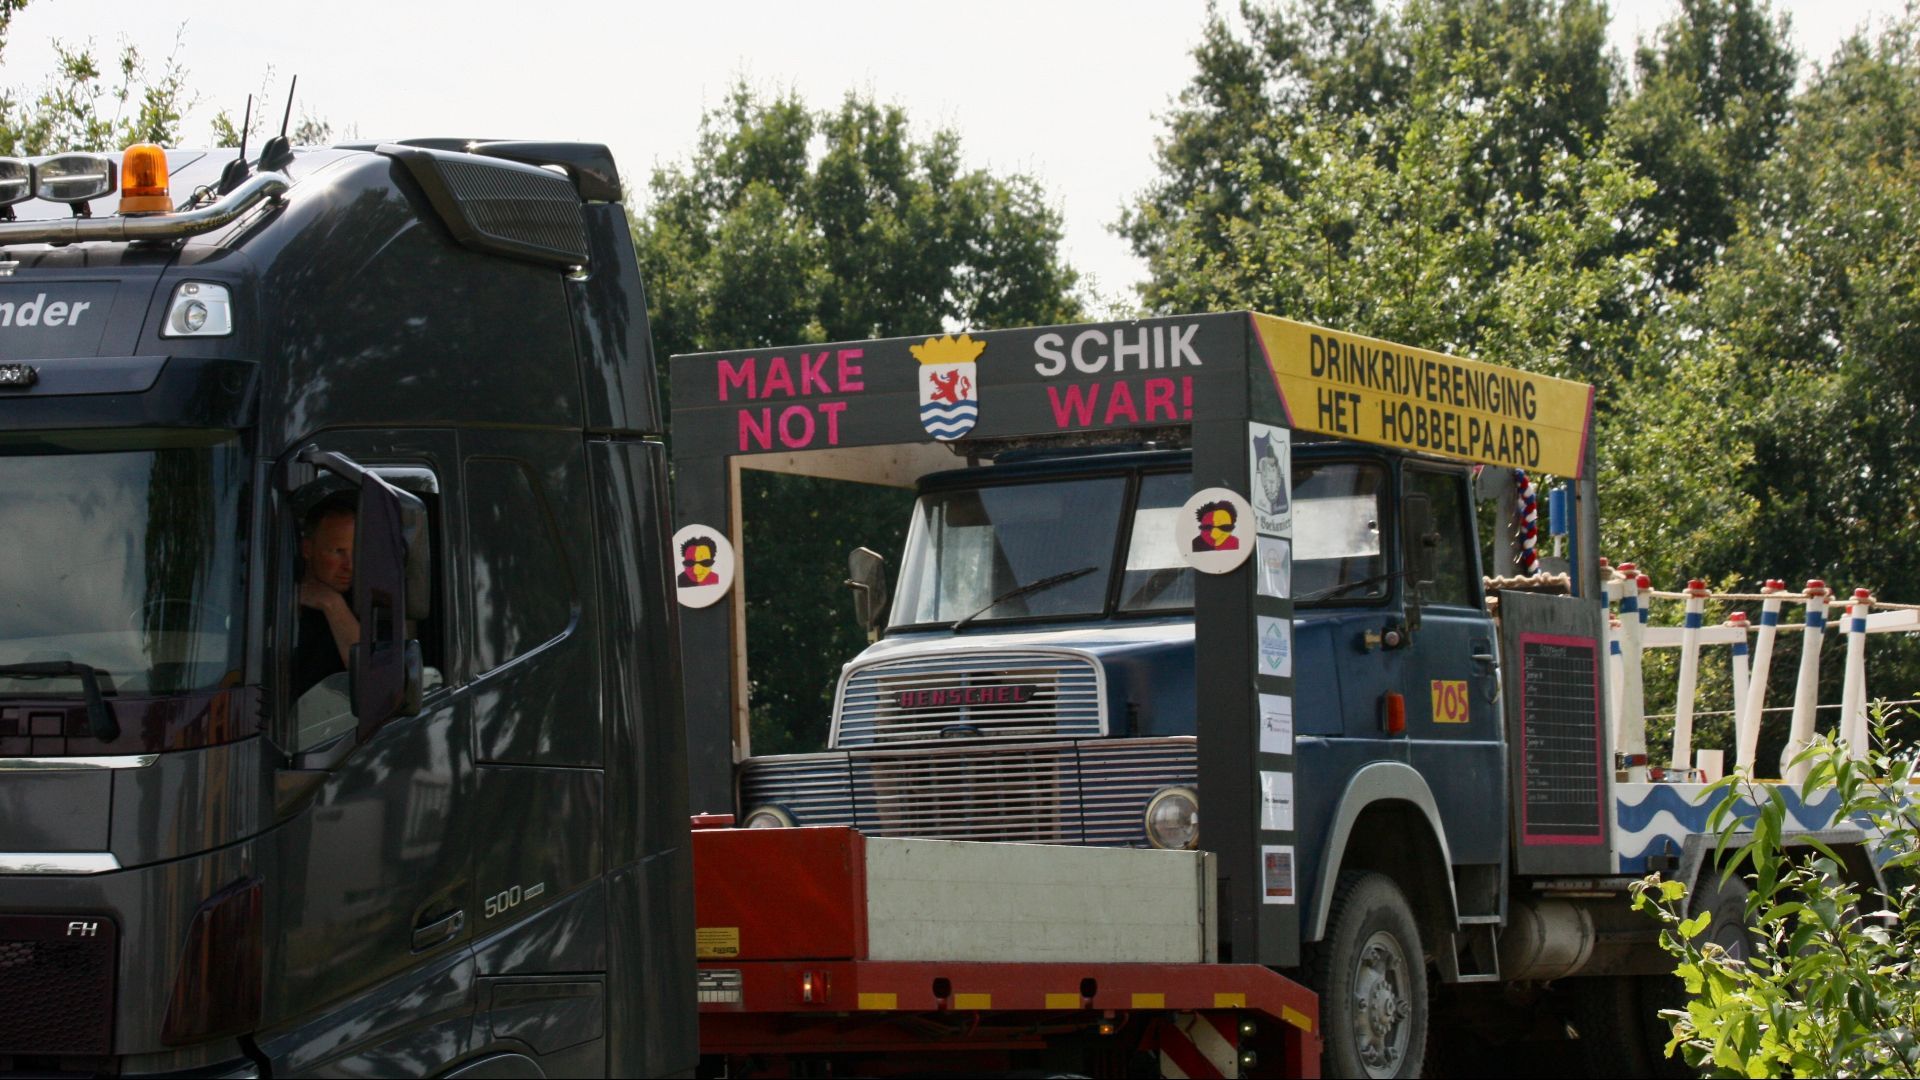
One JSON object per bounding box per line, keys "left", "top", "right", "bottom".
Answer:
{"left": 1499, "top": 591, "right": 1612, "bottom": 876}
{"left": 1517, "top": 635, "right": 1604, "bottom": 842}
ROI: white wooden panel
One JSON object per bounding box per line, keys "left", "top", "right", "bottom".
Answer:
{"left": 737, "top": 443, "right": 965, "bottom": 488}
{"left": 863, "top": 838, "right": 1214, "bottom": 964}
{"left": 1867, "top": 609, "right": 1920, "bottom": 634}
{"left": 1643, "top": 625, "right": 1748, "bottom": 647}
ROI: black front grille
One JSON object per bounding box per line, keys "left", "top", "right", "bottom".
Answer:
{"left": 0, "top": 915, "right": 115, "bottom": 1054}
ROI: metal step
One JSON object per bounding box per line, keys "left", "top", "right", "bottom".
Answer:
{"left": 1437, "top": 924, "right": 1501, "bottom": 984}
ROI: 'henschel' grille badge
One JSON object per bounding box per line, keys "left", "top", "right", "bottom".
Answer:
{"left": 896, "top": 684, "right": 1036, "bottom": 709}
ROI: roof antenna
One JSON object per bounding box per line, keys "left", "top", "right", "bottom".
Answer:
{"left": 216, "top": 94, "right": 254, "bottom": 195}
{"left": 259, "top": 74, "right": 297, "bottom": 171}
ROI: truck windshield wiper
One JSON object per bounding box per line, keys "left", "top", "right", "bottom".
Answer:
{"left": 1300, "top": 568, "right": 1406, "bottom": 604}
{"left": 953, "top": 565, "right": 1099, "bottom": 631}
{"left": 0, "top": 662, "right": 119, "bottom": 741}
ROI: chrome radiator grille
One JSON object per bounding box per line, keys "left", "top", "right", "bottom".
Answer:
{"left": 832, "top": 650, "right": 1105, "bottom": 748}
{"left": 737, "top": 736, "right": 1196, "bottom": 846}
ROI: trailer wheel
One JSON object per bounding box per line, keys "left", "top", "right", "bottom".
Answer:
{"left": 1637, "top": 869, "right": 1755, "bottom": 1078}
{"left": 1305, "top": 871, "right": 1428, "bottom": 1079}
{"left": 1564, "top": 976, "right": 1654, "bottom": 1078}
{"left": 1688, "top": 868, "right": 1756, "bottom": 963}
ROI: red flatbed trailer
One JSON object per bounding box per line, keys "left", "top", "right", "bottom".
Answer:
{"left": 693, "top": 824, "right": 1321, "bottom": 1078}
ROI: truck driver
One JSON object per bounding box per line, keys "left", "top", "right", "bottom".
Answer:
{"left": 293, "top": 492, "right": 362, "bottom": 699}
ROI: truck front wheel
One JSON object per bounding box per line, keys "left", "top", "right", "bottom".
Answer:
{"left": 1305, "top": 871, "right": 1429, "bottom": 1078}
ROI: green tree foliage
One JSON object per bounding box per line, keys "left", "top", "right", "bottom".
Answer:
{"left": 1135, "top": 64, "right": 1656, "bottom": 389}
{"left": 1122, "top": 0, "right": 1621, "bottom": 311}
{"left": 1634, "top": 709, "right": 1920, "bottom": 1075}
{"left": 1611, "top": 15, "right": 1920, "bottom": 721}
{"left": 1611, "top": 0, "right": 1798, "bottom": 290}
{"left": 1129, "top": 0, "right": 1920, "bottom": 736}
{"left": 0, "top": 6, "right": 329, "bottom": 159}
{"left": 633, "top": 85, "right": 1083, "bottom": 753}
{"left": 0, "top": 3, "right": 192, "bottom": 155}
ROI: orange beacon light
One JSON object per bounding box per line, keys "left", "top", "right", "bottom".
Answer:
{"left": 118, "top": 144, "right": 172, "bottom": 214}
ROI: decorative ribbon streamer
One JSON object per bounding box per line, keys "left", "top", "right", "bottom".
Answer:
{"left": 1514, "top": 469, "right": 1539, "bottom": 575}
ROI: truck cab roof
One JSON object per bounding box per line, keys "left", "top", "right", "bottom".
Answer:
{"left": 0, "top": 138, "right": 662, "bottom": 440}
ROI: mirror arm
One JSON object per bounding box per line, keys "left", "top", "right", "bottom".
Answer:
{"left": 846, "top": 579, "right": 881, "bottom": 644}
{"left": 295, "top": 444, "right": 376, "bottom": 485}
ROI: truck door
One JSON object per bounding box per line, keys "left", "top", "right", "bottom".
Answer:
{"left": 265, "top": 429, "right": 479, "bottom": 1069}
{"left": 1400, "top": 465, "right": 1506, "bottom": 873}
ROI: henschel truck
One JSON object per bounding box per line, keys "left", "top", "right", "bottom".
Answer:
{"left": 670, "top": 313, "right": 1879, "bottom": 1077}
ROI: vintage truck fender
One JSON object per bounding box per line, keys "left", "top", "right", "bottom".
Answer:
{"left": 1306, "top": 760, "right": 1461, "bottom": 942}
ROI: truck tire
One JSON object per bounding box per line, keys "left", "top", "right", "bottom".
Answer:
{"left": 1564, "top": 976, "right": 1654, "bottom": 1078}
{"left": 1688, "top": 868, "right": 1756, "bottom": 963}
{"left": 1304, "top": 872, "right": 1429, "bottom": 1079}
{"left": 1638, "top": 869, "right": 1755, "bottom": 1078}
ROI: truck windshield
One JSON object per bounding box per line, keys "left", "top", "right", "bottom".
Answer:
{"left": 0, "top": 432, "right": 249, "bottom": 697}
{"left": 893, "top": 462, "right": 1390, "bottom": 629}
{"left": 893, "top": 476, "right": 1126, "bottom": 627}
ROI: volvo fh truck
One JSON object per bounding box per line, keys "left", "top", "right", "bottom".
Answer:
{"left": 0, "top": 140, "right": 693, "bottom": 1077}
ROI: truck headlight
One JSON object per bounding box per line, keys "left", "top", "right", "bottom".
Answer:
{"left": 1145, "top": 787, "right": 1199, "bottom": 850}
{"left": 742, "top": 805, "right": 794, "bottom": 829}
{"left": 162, "top": 282, "right": 233, "bottom": 337}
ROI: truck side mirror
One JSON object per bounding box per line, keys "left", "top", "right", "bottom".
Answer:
{"left": 847, "top": 547, "right": 890, "bottom": 642}
{"left": 1402, "top": 491, "right": 1436, "bottom": 631}
{"left": 350, "top": 471, "right": 427, "bottom": 739}
{"left": 372, "top": 469, "right": 435, "bottom": 623}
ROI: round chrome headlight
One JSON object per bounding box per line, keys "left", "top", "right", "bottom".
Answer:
{"left": 1145, "top": 786, "right": 1199, "bottom": 850}
{"left": 741, "top": 805, "right": 795, "bottom": 829}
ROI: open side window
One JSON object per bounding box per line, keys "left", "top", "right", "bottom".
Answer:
{"left": 281, "top": 460, "right": 447, "bottom": 756}
{"left": 1404, "top": 467, "right": 1478, "bottom": 608}
{"left": 1118, "top": 472, "right": 1198, "bottom": 613}
{"left": 1292, "top": 460, "right": 1389, "bottom": 605}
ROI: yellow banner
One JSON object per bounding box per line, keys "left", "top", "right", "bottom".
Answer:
{"left": 1252, "top": 314, "right": 1594, "bottom": 477}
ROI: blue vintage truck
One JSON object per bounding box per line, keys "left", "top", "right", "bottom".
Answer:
{"left": 670, "top": 313, "right": 1873, "bottom": 1078}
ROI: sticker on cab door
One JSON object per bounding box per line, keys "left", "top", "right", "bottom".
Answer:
{"left": 1431, "top": 679, "right": 1470, "bottom": 723}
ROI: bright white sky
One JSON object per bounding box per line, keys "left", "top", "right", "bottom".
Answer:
{"left": 3, "top": 0, "right": 1909, "bottom": 311}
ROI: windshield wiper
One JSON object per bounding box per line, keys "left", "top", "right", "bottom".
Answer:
{"left": 952, "top": 565, "right": 1099, "bottom": 631}
{"left": 1300, "top": 568, "right": 1407, "bottom": 604}
{"left": 0, "top": 662, "right": 119, "bottom": 741}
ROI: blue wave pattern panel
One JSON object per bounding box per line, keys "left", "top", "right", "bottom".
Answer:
{"left": 1613, "top": 782, "right": 1850, "bottom": 873}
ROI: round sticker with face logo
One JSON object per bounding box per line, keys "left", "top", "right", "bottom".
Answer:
{"left": 671, "top": 524, "right": 737, "bottom": 608}
{"left": 1177, "top": 487, "right": 1256, "bottom": 575}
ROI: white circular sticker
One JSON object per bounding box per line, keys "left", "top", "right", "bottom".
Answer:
{"left": 672, "top": 524, "right": 736, "bottom": 607}
{"left": 1177, "top": 487, "right": 1255, "bottom": 575}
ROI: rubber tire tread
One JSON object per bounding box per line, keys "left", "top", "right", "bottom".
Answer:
{"left": 1302, "top": 871, "right": 1429, "bottom": 1079}
{"left": 1564, "top": 976, "right": 1655, "bottom": 1078}
{"left": 1639, "top": 870, "right": 1754, "bottom": 1078}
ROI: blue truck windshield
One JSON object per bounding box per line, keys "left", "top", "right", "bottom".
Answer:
{"left": 892, "top": 462, "right": 1390, "bottom": 629}
{"left": 893, "top": 476, "right": 1126, "bottom": 627}
{"left": 0, "top": 433, "right": 249, "bottom": 696}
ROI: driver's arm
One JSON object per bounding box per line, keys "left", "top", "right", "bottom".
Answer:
{"left": 299, "top": 580, "right": 361, "bottom": 665}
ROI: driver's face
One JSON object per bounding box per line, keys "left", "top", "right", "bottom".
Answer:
{"left": 302, "top": 513, "right": 355, "bottom": 592}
